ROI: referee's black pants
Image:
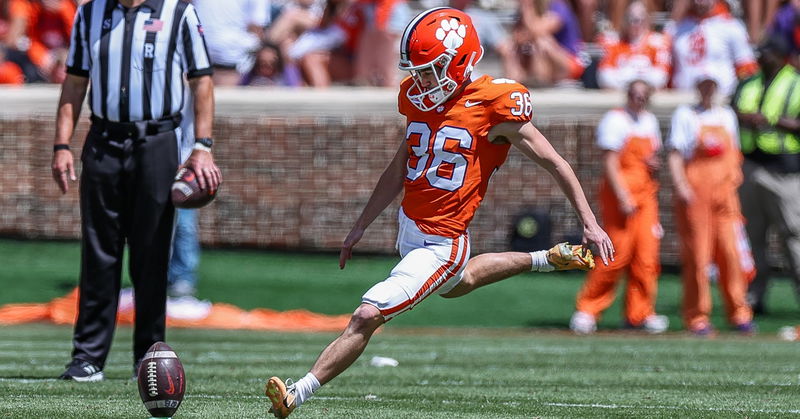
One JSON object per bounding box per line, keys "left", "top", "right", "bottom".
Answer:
{"left": 72, "top": 119, "right": 179, "bottom": 369}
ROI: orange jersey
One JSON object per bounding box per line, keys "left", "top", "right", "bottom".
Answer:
{"left": 398, "top": 75, "right": 533, "bottom": 237}
{"left": 597, "top": 31, "right": 671, "bottom": 89}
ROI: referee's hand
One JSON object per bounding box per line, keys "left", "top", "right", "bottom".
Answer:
{"left": 51, "top": 149, "right": 76, "bottom": 194}
{"left": 184, "top": 149, "right": 222, "bottom": 192}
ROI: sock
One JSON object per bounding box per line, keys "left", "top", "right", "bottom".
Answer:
{"left": 292, "top": 372, "right": 321, "bottom": 408}
{"left": 530, "top": 250, "right": 554, "bottom": 272}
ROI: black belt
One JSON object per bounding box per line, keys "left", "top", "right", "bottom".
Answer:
{"left": 90, "top": 114, "right": 182, "bottom": 139}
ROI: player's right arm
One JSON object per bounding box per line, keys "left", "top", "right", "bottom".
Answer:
{"left": 51, "top": 73, "right": 89, "bottom": 194}
{"left": 339, "top": 140, "right": 409, "bottom": 269}
{"left": 490, "top": 120, "right": 615, "bottom": 265}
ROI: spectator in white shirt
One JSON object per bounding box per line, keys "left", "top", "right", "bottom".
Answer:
{"left": 193, "top": 0, "right": 271, "bottom": 86}
{"left": 669, "top": 0, "right": 758, "bottom": 97}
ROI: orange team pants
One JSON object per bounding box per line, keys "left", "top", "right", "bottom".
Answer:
{"left": 576, "top": 185, "right": 661, "bottom": 326}
{"left": 675, "top": 184, "right": 753, "bottom": 330}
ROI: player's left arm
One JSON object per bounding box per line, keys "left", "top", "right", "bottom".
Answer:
{"left": 490, "top": 120, "right": 615, "bottom": 265}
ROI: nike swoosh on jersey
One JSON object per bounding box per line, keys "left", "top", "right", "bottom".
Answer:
{"left": 464, "top": 100, "right": 482, "bottom": 107}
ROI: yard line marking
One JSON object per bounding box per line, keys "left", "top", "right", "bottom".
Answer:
{"left": 543, "top": 402, "right": 800, "bottom": 414}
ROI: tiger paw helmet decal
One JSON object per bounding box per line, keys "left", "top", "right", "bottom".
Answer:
{"left": 436, "top": 18, "right": 467, "bottom": 50}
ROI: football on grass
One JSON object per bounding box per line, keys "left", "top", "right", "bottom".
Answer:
{"left": 171, "top": 167, "right": 217, "bottom": 208}
{"left": 137, "top": 342, "right": 186, "bottom": 418}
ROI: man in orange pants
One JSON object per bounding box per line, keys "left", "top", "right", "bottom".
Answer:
{"left": 570, "top": 80, "right": 668, "bottom": 335}
{"left": 667, "top": 71, "right": 755, "bottom": 336}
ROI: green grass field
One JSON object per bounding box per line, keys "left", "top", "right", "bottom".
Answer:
{"left": 1, "top": 239, "right": 799, "bottom": 418}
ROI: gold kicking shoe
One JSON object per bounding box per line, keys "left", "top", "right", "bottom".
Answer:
{"left": 266, "top": 377, "right": 296, "bottom": 418}
{"left": 547, "top": 242, "right": 595, "bottom": 271}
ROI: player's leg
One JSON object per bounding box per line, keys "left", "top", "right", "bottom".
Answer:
{"left": 572, "top": 232, "right": 631, "bottom": 333}
{"left": 266, "top": 303, "right": 384, "bottom": 418}
{"left": 740, "top": 162, "right": 771, "bottom": 313}
{"left": 624, "top": 198, "right": 665, "bottom": 332}
{"left": 266, "top": 211, "right": 469, "bottom": 418}
{"left": 439, "top": 251, "right": 533, "bottom": 298}
{"left": 712, "top": 201, "right": 753, "bottom": 331}
{"left": 676, "top": 196, "right": 713, "bottom": 334}
{"left": 442, "top": 241, "right": 596, "bottom": 299}
{"left": 310, "top": 303, "right": 384, "bottom": 385}
{"left": 572, "top": 189, "right": 631, "bottom": 333}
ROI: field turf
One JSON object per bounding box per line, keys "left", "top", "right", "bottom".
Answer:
{"left": 1, "top": 239, "right": 799, "bottom": 418}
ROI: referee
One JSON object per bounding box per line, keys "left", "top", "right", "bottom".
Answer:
{"left": 51, "top": 0, "right": 221, "bottom": 381}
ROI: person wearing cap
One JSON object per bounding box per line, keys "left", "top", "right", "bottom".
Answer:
{"left": 733, "top": 35, "right": 800, "bottom": 314}
{"left": 668, "top": 70, "right": 756, "bottom": 336}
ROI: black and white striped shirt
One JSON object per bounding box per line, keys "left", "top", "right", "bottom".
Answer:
{"left": 66, "top": 0, "right": 212, "bottom": 122}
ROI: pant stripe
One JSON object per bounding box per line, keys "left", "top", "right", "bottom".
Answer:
{"left": 380, "top": 235, "right": 467, "bottom": 317}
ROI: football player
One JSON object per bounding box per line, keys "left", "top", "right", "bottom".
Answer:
{"left": 265, "top": 7, "right": 614, "bottom": 418}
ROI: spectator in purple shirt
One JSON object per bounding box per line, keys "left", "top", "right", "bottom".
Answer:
{"left": 514, "top": 0, "right": 586, "bottom": 86}
{"left": 768, "top": 0, "right": 800, "bottom": 67}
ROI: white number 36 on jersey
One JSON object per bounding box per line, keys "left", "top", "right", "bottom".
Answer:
{"left": 509, "top": 91, "right": 532, "bottom": 117}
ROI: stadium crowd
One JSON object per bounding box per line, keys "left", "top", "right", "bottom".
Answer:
{"left": 1, "top": 0, "right": 798, "bottom": 88}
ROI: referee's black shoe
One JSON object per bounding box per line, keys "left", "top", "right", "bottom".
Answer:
{"left": 59, "top": 359, "right": 104, "bottom": 382}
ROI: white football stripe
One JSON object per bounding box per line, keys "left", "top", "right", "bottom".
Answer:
{"left": 142, "top": 350, "right": 177, "bottom": 360}
{"left": 144, "top": 399, "right": 181, "bottom": 409}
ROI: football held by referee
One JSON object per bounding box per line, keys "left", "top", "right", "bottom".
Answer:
{"left": 50, "top": 0, "right": 220, "bottom": 381}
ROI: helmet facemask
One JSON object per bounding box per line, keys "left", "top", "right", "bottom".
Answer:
{"left": 401, "top": 52, "right": 460, "bottom": 112}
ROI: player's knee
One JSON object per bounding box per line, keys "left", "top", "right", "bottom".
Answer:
{"left": 346, "top": 304, "right": 384, "bottom": 334}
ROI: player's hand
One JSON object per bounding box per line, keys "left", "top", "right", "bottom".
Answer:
{"left": 619, "top": 197, "right": 637, "bottom": 216}
{"left": 339, "top": 227, "right": 365, "bottom": 269}
{"left": 645, "top": 154, "right": 661, "bottom": 173}
{"left": 582, "top": 223, "right": 614, "bottom": 266}
{"left": 184, "top": 149, "right": 222, "bottom": 192}
{"left": 51, "top": 149, "right": 76, "bottom": 194}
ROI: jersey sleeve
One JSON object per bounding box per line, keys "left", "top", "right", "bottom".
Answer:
{"left": 65, "top": 5, "right": 89, "bottom": 77}
{"left": 180, "top": 4, "right": 213, "bottom": 79}
{"left": 596, "top": 111, "right": 626, "bottom": 151}
{"left": 487, "top": 80, "right": 533, "bottom": 126}
{"left": 726, "top": 18, "right": 757, "bottom": 76}
{"left": 667, "top": 105, "right": 695, "bottom": 157}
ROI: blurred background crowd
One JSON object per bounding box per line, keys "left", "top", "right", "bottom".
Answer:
{"left": 1, "top": 0, "right": 798, "bottom": 89}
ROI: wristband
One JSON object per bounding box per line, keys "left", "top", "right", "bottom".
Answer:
{"left": 53, "top": 144, "right": 70, "bottom": 152}
{"left": 195, "top": 137, "right": 214, "bottom": 148}
{"left": 193, "top": 142, "right": 212, "bottom": 152}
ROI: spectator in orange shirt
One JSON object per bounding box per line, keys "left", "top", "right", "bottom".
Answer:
{"left": 5, "top": 0, "right": 74, "bottom": 83}
{"left": 597, "top": 1, "right": 670, "bottom": 90}
{"left": 0, "top": 43, "right": 24, "bottom": 84}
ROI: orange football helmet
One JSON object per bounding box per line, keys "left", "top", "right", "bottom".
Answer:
{"left": 399, "top": 7, "right": 484, "bottom": 111}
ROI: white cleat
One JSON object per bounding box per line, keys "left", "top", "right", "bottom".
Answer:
{"left": 569, "top": 311, "right": 597, "bottom": 335}
{"left": 642, "top": 314, "right": 669, "bottom": 334}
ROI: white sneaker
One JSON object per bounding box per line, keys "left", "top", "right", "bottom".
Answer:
{"left": 569, "top": 311, "right": 597, "bottom": 335}
{"left": 167, "top": 296, "right": 212, "bottom": 320}
{"left": 642, "top": 314, "right": 669, "bottom": 334}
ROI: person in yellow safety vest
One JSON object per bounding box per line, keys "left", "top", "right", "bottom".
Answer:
{"left": 732, "top": 35, "right": 800, "bottom": 315}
